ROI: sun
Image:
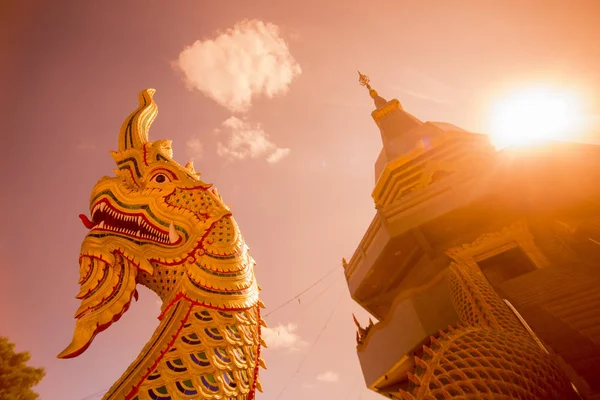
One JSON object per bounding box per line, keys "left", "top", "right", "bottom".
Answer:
{"left": 487, "top": 86, "right": 584, "bottom": 149}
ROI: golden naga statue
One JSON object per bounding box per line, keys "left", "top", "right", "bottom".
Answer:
{"left": 58, "top": 89, "right": 266, "bottom": 400}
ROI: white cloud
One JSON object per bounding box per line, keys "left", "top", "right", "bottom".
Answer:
{"left": 266, "top": 147, "right": 291, "bottom": 164}
{"left": 186, "top": 138, "right": 203, "bottom": 161}
{"left": 216, "top": 116, "right": 290, "bottom": 163}
{"left": 261, "top": 322, "right": 307, "bottom": 352}
{"left": 316, "top": 371, "right": 339, "bottom": 383}
{"left": 175, "top": 19, "right": 301, "bottom": 113}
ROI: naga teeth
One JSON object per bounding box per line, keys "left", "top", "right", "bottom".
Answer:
{"left": 169, "top": 221, "right": 178, "bottom": 244}
{"left": 94, "top": 211, "right": 177, "bottom": 244}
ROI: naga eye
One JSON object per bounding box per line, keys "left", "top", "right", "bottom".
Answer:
{"left": 153, "top": 174, "right": 167, "bottom": 183}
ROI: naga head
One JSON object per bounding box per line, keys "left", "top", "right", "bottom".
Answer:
{"left": 58, "top": 89, "right": 259, "bottom": 359}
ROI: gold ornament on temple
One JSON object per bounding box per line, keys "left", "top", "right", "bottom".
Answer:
{"left": 358, "top": 71, "right": 379, "bottom": 98}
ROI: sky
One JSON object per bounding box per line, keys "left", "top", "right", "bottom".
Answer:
{"left": 1, "top": 1, "right": 600, "bottom": 399}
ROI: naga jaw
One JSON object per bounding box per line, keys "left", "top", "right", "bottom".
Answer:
{"left": 80, "top": 200, "right": 181, "bottom": 245}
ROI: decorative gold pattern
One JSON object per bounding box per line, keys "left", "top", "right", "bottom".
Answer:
{"left": 446, "top": 221, "right": 549, "bottom": 270}
{"left": 358, "top": 71, "right": 372, "bottom": 89}
{"left": 358, "top": 71, "right": 387, "bottom": 106}
{"left": 59, "top": 89, "right": 264, "bottom": 400}
{"left": 413, "top": 159, "right": 461, "bottom": 191}
{"left": 132, "top": 305, "right": 262, "bottom": 400}
{"left": 370, "top": 98, "right": 401, "bottom": 121}
{"left": 397, "top": 237, "right": 578, "bottom": 399}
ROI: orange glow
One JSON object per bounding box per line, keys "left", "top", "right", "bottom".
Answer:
{"left": 488, "top": 86, "right": 585, "bottom": 149}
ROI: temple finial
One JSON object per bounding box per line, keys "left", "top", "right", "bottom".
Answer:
{"left": 357, "top": 71, "right": 387, "bottom": 108}
{"left": 358, "top": 71, "right": 372, "bottom": 91}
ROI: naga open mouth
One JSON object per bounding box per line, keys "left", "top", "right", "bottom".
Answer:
{"left": 79, "top": 200, "right": 180, "bottom": 245}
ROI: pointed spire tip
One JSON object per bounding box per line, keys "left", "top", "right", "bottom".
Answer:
{"left": 357, "top": 71, "right": 388, "bottom": 108}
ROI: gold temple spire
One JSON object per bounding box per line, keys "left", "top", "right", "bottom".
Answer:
{"left": 358, "top": 71, "right": 387, "bottom": 108}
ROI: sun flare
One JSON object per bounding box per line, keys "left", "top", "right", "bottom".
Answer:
{"left": 488, "top": 86, "right": 584, "bottom": 149}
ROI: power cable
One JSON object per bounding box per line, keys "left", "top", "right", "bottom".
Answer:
{"left": 300, "top": 275, "right": 342, "bottom": 309}
{"left": 78, "top": 388, "right": 108, "bottom": 400}
{"left": 283, "top": 275, "right": 344, "bottom": 323}
{"left": 354, "top": 380, "right": 365, "bottom": 400}
{"left": 275, "top": 286, "right": 345, "bottom": 399}
{"left": 263, "top": 265, "right": 341, "bottom": 319}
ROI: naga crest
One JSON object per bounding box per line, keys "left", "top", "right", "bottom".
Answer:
{"left": 58, "top": 90, "right": 264, "bottom": 399}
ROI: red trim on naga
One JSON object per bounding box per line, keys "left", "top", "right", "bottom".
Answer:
{"left": 77, "top": 258, "right": 95, "bottom": 285}
{"left": 79, "top": 253, "right": 112, "bottom": 266}
{"left": 148, "top": 216, "right": 222, "bottom": 267}
{"left": 59, "top": 286, "right": 136, "bottom": 359}
{"left": 187, "top": 273, "right": 252, "bottom": 292}
{"left": 157, "top": 292, "right": 256, "bottom": 321}
{"left": 142, "top": 144, "right": 149, "bottom": 167}
{"left": 248, "top": 304, "right": 262, "bottom": 400}
{"left": 124, "top": 304, "right": 194, "bottom": 400}
{"left": 125, "top": 167, "right": 137, "bottom": 185}
{"left": 176, "top": 183, "right": 214, "bottom": 191}
{"left": 126, "top": 299, "right": 261, "bottom": 400}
